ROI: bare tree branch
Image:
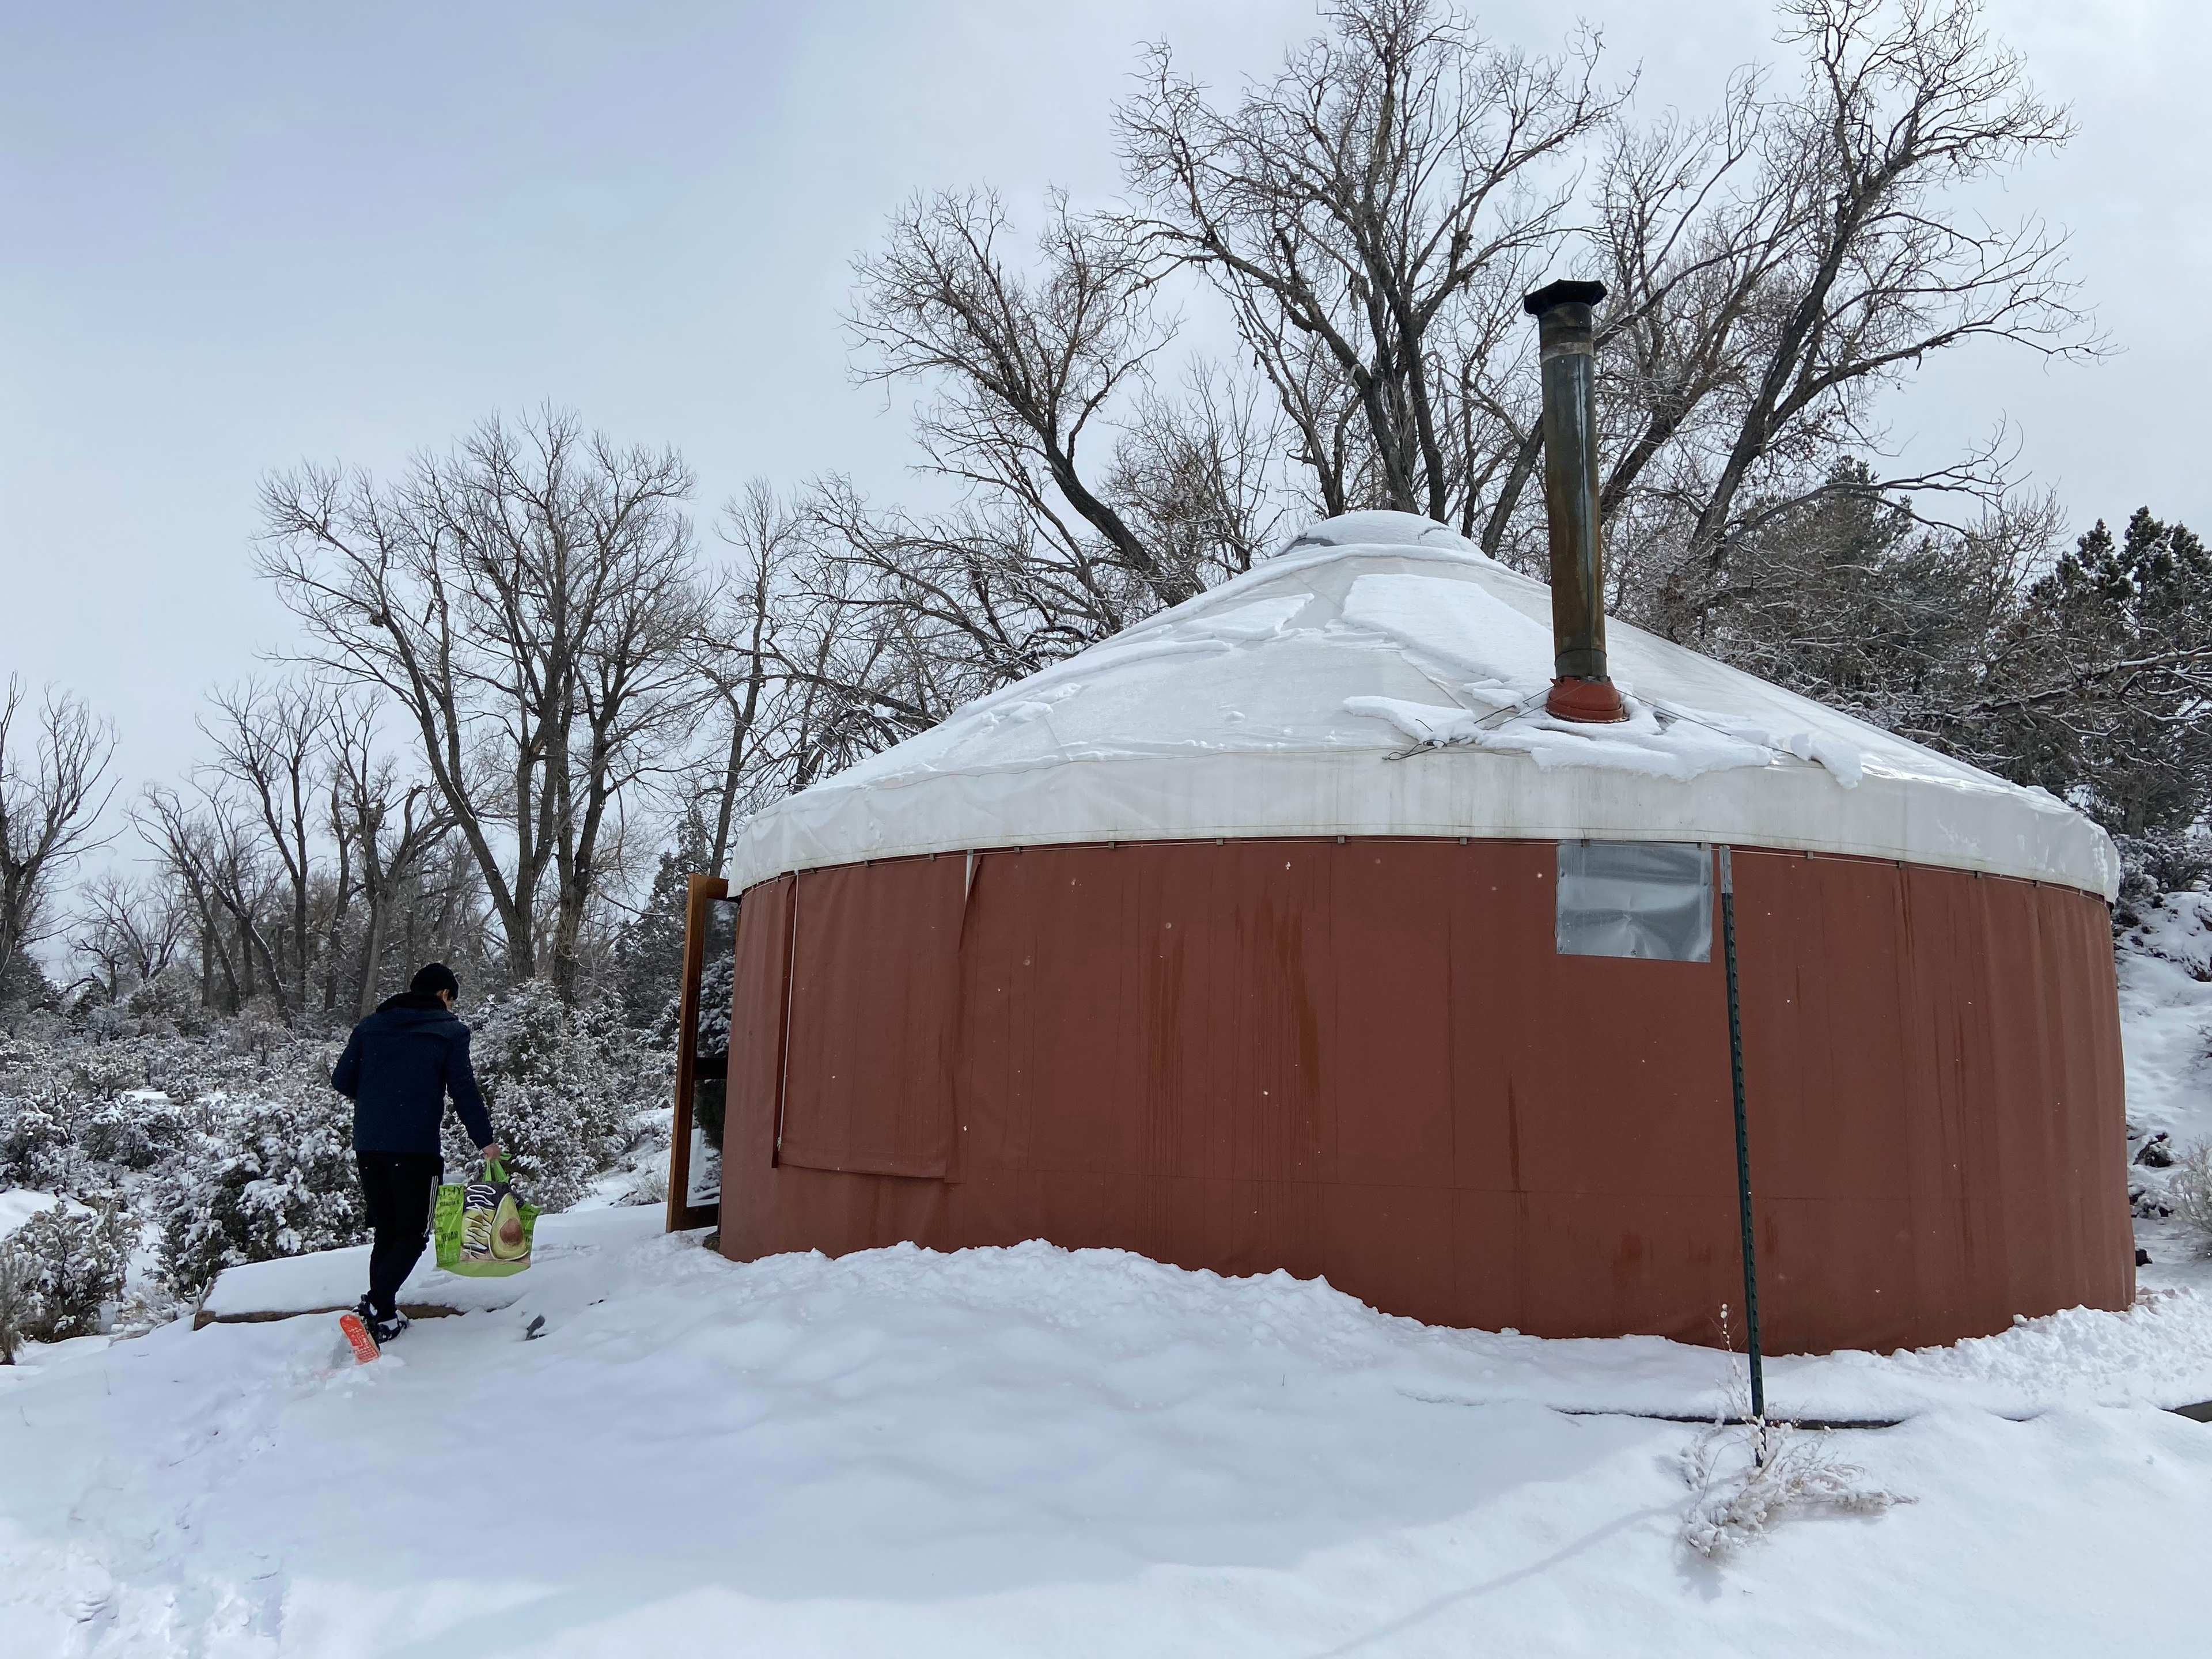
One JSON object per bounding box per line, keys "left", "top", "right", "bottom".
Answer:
{"left": 0, "top": 677, "right": 117, "bottom": 990}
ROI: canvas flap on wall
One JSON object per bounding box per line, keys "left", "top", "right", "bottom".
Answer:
{"left": 775, "top": 857, "right": 963, "bottom": 1179}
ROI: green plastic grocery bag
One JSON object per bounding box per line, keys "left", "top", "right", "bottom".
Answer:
{"left": 434, "top": 1156, "right": 540, "bottom": 1277}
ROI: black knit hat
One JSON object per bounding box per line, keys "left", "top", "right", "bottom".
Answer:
{"left": 410, "top": 962, "right": 461, "bottom": 999}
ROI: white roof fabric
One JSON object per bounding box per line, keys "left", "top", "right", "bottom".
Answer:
{"left": 726, "top": 513, "right": 2118, "bottom": 900}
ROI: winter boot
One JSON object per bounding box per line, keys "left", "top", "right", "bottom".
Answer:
{"left": 369, "top": 1311, "right": 411, "bottom": 1345}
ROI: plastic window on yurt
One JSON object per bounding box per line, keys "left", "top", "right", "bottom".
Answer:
{"left": 1555, "top": 840, "right": 1712, "bottom": 963}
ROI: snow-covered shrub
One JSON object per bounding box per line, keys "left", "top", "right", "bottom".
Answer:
{"left": 2118, "top": 832, "right": 2212, "bottom": 917}
{"left": 79, "top": 1094, "right": 193, "bottom": 1171}
{"left": 155, "top": 1089, "right": 365, "bottom": 1298}
{"left": 2132, "top": 1181, "right": 2172, "bottom": 1221}
{"left": 0, "top": 979, "right": 663, "bottom": 1316}
{"left": 1, "top": 1036, "right": 194, "bottom": 1189}
{"left": 124, "top": 971, "right": 211, "bottom": 1036}
{"left": 1678, "top": 1310, "right": 1907, "bottom": 1562}
{"left": 1, "top": 1048, "right": 196, "bottom": 1187}
{"left": 65, "top": 1047, "right": 147, "bottom": 1102}
{"left": 109, "top": 1272, "right": 182, "bottom": 1339}
{"left": 0, "top": 956, "right": 63, "bottom": 1033}
{"left": 2168, "top": 1140, "right": 2212, "bottom": 1254}
{"left": 617, "top": 1161, "right": 668, "bottom": 1207}
{"left": 1, "top": 1035, "right": 79, "bottom": 1175}
{"left": 0, "top": 1097, "right": 75, "bottom": 1190}
{"left": 0, "top": 1199, "right": 132, "bottom": 1343}
{"left": 0, "top": 1243, "right": 24, "bottom": 1361}
{"left": 449, "top": 981, "right": 660, "bottom": 1210}
{"left": 1680, "top": 1414, "right": 1906, "bottom": 1562}
{"left": 0, "top": 1018, "right": 357, "bottom": 1312}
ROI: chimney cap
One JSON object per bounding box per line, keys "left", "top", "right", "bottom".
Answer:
{"left": 1522, "top": 279, "right": 1608, "bottom": 317}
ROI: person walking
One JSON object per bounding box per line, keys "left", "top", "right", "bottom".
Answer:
{"left": 330, "top": 963, "right": 499, "bottom": 1344}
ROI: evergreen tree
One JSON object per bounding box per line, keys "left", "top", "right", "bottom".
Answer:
{"left": 2003, "top": 509, "right": 2212, "bottom": 841}
{"left": 1698, "top": 460, "right": 2012, "bottom": 740}
{"left": 615, "top": 813, "right": 714, "bottom": 1031}
{"left": 1695, "top": 475, "right": 2211, "bottom": 892}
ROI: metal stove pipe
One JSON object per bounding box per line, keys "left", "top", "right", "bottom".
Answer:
{"left": 1522, "top": 279, "right": 1627, "bottom": 723}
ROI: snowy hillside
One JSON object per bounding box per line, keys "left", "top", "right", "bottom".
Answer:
{"left": 3, "top": 907, "right": 2211, "bottom": 1658}
{"left": 2120, "top": 891, "right": 2212, "bottom": 1295}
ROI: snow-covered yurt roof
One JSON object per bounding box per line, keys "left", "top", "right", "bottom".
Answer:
{"left": 727, "top": 512, "right": 2118, "bottom": 899}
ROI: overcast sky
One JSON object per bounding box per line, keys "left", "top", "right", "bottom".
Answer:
{"left": 2, "top": 0, "right": 2206, "bottom": 819}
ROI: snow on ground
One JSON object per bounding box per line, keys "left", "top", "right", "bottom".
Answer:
{"left": 0, "top": 1187, "right": 91, "bottom": 1237}
{"left": 197, "top": 1230, "right": 535, "bottom": 1322}
{"left": 2120, "top": 891, "right": 2212, "bottom": 1145}
{"left": 5, "top": 909, "right": 2212, "bottom": 1657}
{"left": 2119, "top": 890, "right": 2212, "bottom": 1296}
{"left": 3, "top": 1216, "right": 2211, "bottom": 1658}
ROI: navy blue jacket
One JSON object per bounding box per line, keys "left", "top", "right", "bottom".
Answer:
{"left": 331, "top": 992, "right": 495, "bottom": 1156}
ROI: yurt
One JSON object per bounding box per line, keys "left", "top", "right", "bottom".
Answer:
{"left": 688, "top": 285, "right": 2130, "bottom": 1355}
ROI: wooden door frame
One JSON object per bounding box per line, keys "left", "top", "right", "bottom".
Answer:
{"left": 664, "top": 873, "right": 731, "bottom": 1233}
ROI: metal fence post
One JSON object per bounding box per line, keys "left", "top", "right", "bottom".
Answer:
{"left": 1717, "top": 845, "right": 1766, "bottom": 1429}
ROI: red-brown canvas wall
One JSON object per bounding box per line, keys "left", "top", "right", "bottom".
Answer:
{"left": 719, "top": 838, "right": 2131, "bottom": 1354}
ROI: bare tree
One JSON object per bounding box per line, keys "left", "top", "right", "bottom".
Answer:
{"left": 688, "top": 481, "right": 939, "bottom": 875}
{"left": 766, "top": 3, "right": 1607, "bottom": 809}
{"left": 257, "top": 408, "right": 710, "bottom": 998}
{"left": 802, "top": 478, "right": 1148, "bottom": 707}
{"left": 133, "top": 793, "right": 231, "bottom": 1011}
{"left": 136, "top": 783, "right": 286, "bottom": 1015}
{"left": 850, "top": 190, "right": 1192, "bottom": 609}
{"left": 694, "top": 482, "right": 800, "bottom": 876}
{"left": 386, "top": 834, "right": 495, "bottom": 997}
{"left": 1104, "top": 364, "right": 1296, "bottom": 583}
{"left": 0, "top": 678, "right": 117, "bottom": 992}
{"left": 71, "top": 873, "right": 187, "bottom": 1002}
{"left": 1117, "top": 0, "right": 1612, "bottom": 523}
{"left": 1467, "top": 77, "right": 1796, "bottom": 569}
{"left": 327, "top": 699, "right": 452, "bottom": 1016}
{"left": 1643, "top": 0, "right": 2099, "bottom": 637}
{"left": 200, "top": 677, "right": 333, "bottom": 1017}
{"left": 756, "top": 373, "right": 1294, "bottom": 777}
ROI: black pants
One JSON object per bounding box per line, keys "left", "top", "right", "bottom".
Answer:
{"left": 358, "top": 1152, "right": 443, "bottom": 1319}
